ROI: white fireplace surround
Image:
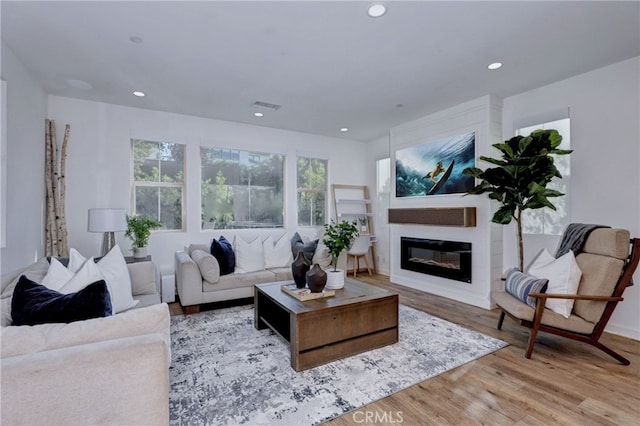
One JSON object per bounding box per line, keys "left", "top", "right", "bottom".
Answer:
{"left": 389, "top": 96, "right": 503, "bottom": 310}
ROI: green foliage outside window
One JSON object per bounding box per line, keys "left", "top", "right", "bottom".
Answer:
{"left": 132, "top": 139, "right": 184, "bottom": 230}
{"left": 297, "top": 157, "right": 327, "bottom": 226}
{"left": 201, "top": 147, "right": 284, "bottom": 229}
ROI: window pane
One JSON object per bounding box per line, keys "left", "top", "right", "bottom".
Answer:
{"left": 201, "top": 147, "right": 284, "bottom": 229}
{"left": 297, "top": 157, "right": 327, "bottom": 226}
{"left": 159, "top": 143, "right": 184, "bottom": 182}
{"left": 133, "top": 140, "right": 159, "bottom": 182}
{"left": 133, "top": 140, "right": 184, "bottom": 183}
{"left": 297, "top": 158, "right": 327, "bottom": 191}
{"left": 516, "top": 118, "right": 570, "bottom": 236}
{"left": 298, "top": 191, "right": 326, "bottom": 226}
{"left": 135, "top": 187, "right": 158, "bottom": 219}
{"left": 159, "top": 187, "right": 182, "bottom": 230}
{"left": 132, "top": 139, "right": 185, "bottom": 230}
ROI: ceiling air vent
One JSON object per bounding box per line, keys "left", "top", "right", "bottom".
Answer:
{"left": 252, "top": 101, "right": 281, "bottom": 111}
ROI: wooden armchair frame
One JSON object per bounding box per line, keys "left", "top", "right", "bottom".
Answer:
{"left": 498, "top": 238, "right": 640, "bottom": 365}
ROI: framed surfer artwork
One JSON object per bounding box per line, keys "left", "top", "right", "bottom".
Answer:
{"left": 395, "top": 131, "right": 476, "bottom": 197}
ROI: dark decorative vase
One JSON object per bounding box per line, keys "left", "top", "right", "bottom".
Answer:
{"left": 306, "top": 263, "right": 327, "bottom": 293}
{"left": 291, "top": 251, "right": 310, "bottom": 289}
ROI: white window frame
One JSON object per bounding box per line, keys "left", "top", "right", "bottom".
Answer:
{"left": 131, "top": 139, "right": 185, "bottom": 231}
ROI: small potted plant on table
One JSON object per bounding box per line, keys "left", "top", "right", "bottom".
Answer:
{"left": 125, "top": 215, "right": 163, "bottom": 258}
{"left": 323, "top": 219, "right": 359, "bottom": 289}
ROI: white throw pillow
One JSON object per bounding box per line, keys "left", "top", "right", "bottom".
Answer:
{"left": 59, "top": 257, "right": 104, "bottom": 294}
{"left": 1, "top": 297, "right": 12, "bottom": 327}
{"left": 234, "top": 236, "right": 265, "bottom": 274}
{"left": 68, "top": 247, "right": 88, "bottom": 273}
{"left": 263, "top": 233, "right": 292, "bottom": 269}
{"left": 96, "top": 245, "right": 139, "bottom": 313}
{"left": 41, "top": 258, "right": 75, "bottom": 291}
{"left": 312, "top": 241, "right": 332, "bottom": 269}
{"left": 528, "top": 249, "right": 582, "bottom": 318}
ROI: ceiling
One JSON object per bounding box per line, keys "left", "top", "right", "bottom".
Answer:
{"left": 2, "top": 1, "right": 639, "bottom": 142}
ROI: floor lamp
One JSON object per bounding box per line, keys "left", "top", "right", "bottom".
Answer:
{"left": 88, "top": 208, "right": 127, "bottom": 256}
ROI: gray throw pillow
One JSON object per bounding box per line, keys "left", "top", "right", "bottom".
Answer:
{"left": 290, "top": 232, "right": 318, "bottom": 263}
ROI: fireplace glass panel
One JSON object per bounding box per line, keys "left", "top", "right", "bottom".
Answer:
{"left": 401, "top": 237, "right": 471, "bottom": 283}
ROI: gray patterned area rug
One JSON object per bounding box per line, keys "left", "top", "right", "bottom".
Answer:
{"left": 169, "top": 304, "right": 507, "bottom": 426}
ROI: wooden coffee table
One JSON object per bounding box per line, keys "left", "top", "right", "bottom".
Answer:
{"left": 254, "top": 278, "right": 399, "bottom": 371}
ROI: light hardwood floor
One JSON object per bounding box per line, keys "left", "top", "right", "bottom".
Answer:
{"left": 170, "top": 274, "right": 640, "bottom": 425}
{"left": 325, "top": 274, "right": 640, "bottom": 425}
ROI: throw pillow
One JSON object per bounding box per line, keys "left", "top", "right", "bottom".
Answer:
{"left": 52, "top": 246, "right": 138, "bottom": 313}
{"left": 11, "top": 275, "right": 112, "bottom": 326}
{"left": 527, "top": 249, "right": 582, "bottom": 318}
{"left": 68, "top": 247, "right": 88, "bottom": 273}
{"left": 1, "top": 297, "right": 12, "bottom": 327}
{"left": 234, "top": 236, "right": 265, "bottom": 274}
{"left": 504, "top": 268, "right": 548, "bottom": 308}
{"left": 41, "top": 257, "right": 75, "bottom": 291}
{"left": 312, "top": 241, "right": 332, "bottom": 269}
{"left": 263, "top": 233, "right": 292, "bottom": 269}
{"left": 290, "top": 232, "right": 318, "bottom": 263}
{"left": 95, "top": 245, "right": 139, "bottom": 313}
{"left": 210, "top": 236, "right": 235, "bottom": 275}
{"left": 59, "top": 257, "right": 104, "bottom": 294}
{"left": 191, "top": 249, "right": 220, "bottom": 283}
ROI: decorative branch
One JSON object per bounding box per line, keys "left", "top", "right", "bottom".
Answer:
{"left": 44, "top": 120, "right": 57, "bottom": 256}
{"left": 44, "top": 119, "right": 70, "bottom": 257}
{"left": 57, "top": 124, "right": 70, "bottom": 257}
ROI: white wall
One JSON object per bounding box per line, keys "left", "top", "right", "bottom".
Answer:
{"left": 502, "top": 57, "right": 640, "bottom": 339}
{"left": 366, "top": 134, "right": 391, "bottom": 275}
{"left": 0, "top": 42, "right": 48, "bottom": 278}
{"left": 388, "top": 95, "right": 503, "bottom": 309}
{"left": 46, "top": 96, "right": 368, "bottom": 273}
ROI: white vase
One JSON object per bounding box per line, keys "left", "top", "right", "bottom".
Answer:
{"left": 325, "top": 269, "right": 345, "bottom": 290}
{"left": 133, "top": 246, "right": 147, "bottom": 259}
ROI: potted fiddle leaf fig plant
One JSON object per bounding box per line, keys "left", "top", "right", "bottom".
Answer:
{"left": 125, "top": 215, "right": 163, "bottom": 258}
{"left": 323, "top": 219, "right": 359, "bottom": 289}
{"left": 462, "top": 129, "right": 572, "bottom": 271}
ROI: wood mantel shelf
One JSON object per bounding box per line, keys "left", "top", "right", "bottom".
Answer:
{"left": 388, "top": 207, "right": 476, "bottom": 227}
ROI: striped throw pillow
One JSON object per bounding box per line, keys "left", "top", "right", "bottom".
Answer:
{"left": 505, "top": 268, "right": 548, "bottom": 308}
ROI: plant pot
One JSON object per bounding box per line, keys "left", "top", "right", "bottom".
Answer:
{"left": 306, "top": 264, "right": 327, "bottom": 293}
{"left": 325, "top": 269, "right": 345, "bottom": 290}
{"left": 133, "top": 246, "right": 148, "bottom": 259}
{"left": 291, "top": 251, "right": 310, "bottom": 289}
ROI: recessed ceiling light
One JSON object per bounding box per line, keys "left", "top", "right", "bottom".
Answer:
{"left": 66, "top": 79, "right": 93, "bottom": 90}
{"left": 367, "top": 2, "right": 387, "bottom": 18}
{"left": 133, "top": 91, "right": 145, "bottom": 97}
{"left": 254, "top": 112, "right": 264, "bottom": 117}
{"left": 340, "top": 128, "right": 349, "bottom": 132}
{"left": 487, "top": 62, "right": 503, "bottom": 70}
{"left": 129, "top": 35, "right": 143, "bottom": 44}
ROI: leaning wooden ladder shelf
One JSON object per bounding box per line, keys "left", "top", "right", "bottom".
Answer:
{"left": 331, "top": 184, "right": 377, "bottom": 274}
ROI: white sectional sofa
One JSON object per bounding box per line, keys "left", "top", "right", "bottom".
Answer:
{"left": 0, "top": 256, "right": 171, "bottom": 425}
{"left": 175, "top": 230, "right": 332, "bottom": 313}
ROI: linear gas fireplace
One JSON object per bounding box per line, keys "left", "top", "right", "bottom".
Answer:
{"left": 401, "top": 237, "right": 472, "bottom": 283}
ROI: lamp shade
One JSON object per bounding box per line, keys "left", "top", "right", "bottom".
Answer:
{"left": 88, "top": 208, "right": 127, "bottom": 232}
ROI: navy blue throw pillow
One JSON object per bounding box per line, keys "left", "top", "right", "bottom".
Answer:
{"left": 290, "top": 232, "right": 318, "bottom": 263}
{"left": 210, "top": 236, "right": 236, "bottom": 275}
{"left": 11, "top": 275, "right": 113, "bottom": 326}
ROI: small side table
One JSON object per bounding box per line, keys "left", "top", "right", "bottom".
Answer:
{"left": 124, "top": 255, "right": 152, "bottom": 264}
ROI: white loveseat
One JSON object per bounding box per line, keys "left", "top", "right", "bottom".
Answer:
{"left": 175, "top": 231, "right": 332, "bottom": 313}
{"left": 0, "top": 257, "right": 171, "bottom": 425}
